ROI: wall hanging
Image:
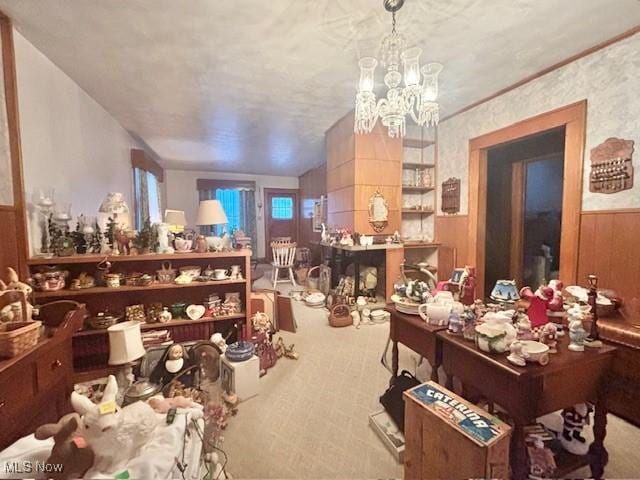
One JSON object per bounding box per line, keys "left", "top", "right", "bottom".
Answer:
{"left": 441, "top": 177, "right": 461, "bottom": 214}
{"left": 368, "top": 190, "right": 389, "bottom": 232}
{"left": 589, "top": 137, "right": 634, "bottom": 194}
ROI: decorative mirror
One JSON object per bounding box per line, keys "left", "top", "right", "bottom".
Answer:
{"left": 368, "top": 191, "right": 389, "bottom": 232}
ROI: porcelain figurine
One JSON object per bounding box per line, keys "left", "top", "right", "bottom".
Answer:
{"left": 30, "top": 266, "right": 68, "bottom": 291}
{"left": 547, "top": 279, "right": 565, "bottom": 313}
{"left": 567, "top": 304, "right": 587, "bottom": 352}
{"left": 320, "top": 223, "right": 329, "bottom": 243}
{"left": 447, "top": 311, "right": 463, "bottom": 335}
{"left": 515, "top": 313, "right": 536, "bottom": 341}
{"left": 156, "top": 222, "right": 171, "bottom": 253}
{"left": 462, "top": 308, "right": 476, "bottom": 341}
{"left": 520, "top": 285, "right": 552, "bottom": 328}
{"left": 158, "top": 307, "right": 172, "bottom": 323}
{"left": 350, "top": 310, "right": 361, "bottom": 328}
{"left": 507, "top": 340, "right": 529, "bottom": 366}
{"left": 195, "top": 235, "right": 208, "bottom": 253}
{"left": 560, "top": 404, "right": 593, "bottom": 455}
{"left": 539, "top": 322, "right": 558, "bottom": 353}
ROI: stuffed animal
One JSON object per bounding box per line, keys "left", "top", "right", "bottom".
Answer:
{"left": 0, "top": 267, "right": 34, "bottom": 322}
{"left": 34, "top": 413, "right": 95, "bottom": 480}
{"left": 147, "top": 395, "right": 196, "bottom": 413}
{"left": 70, "top": 375, "right": 159, "bottom": 472}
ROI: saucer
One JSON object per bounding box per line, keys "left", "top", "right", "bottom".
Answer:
{"left": 211, "top": 275, "right": 231, "bottom": 281}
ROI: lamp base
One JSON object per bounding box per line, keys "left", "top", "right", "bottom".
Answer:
{"left": 114, "top": 363, "right": 135, "bottom": 404}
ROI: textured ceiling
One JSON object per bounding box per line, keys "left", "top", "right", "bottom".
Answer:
{"left": 1, "top": 0, "right": 639, "bottom": 176}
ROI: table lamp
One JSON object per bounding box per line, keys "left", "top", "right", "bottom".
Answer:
{"left": 196, "top": 200, "right": 228, "bottom": 251}
{"left": 108, "top": 321, "right": 146, "bottom": 394}
{"left": 164, "top": 209, "right": 187, "bottom": 234}
{"left": 99, "top": 192, "right": 130, "bottom": 228}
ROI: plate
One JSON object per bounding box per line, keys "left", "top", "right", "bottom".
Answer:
{"left": 393, "top": 297, "right": 421, "bottom": 315}
{"left": 186, "top": 304, "right": 205, "bottom": 320}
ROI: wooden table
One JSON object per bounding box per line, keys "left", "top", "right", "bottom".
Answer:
{"left": 387, "top": 305, "right": 448, "bottom": 383}
{"left": 437, "top": 331, "right": 616, "bottom": 480}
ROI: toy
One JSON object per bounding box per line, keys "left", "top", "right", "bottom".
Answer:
{"left": 34, "top": 413, "right": 95, "bottom": 480}
{"left": 147, "top": 395, "right": 196, "bottom": 413}
{"left": 560, "top": 403, "right": 593, "bottom": 455}
{"left": 70, "top": 375, "right": 158, "bottom": 472}
{"left": 507, "top": 340, "right": 528, "bottom": 366}
{"left": 519, "top": 285, "right": 552, "bottom": 328}
{"left": 527, "top": 434, "right": 557, "bottom": 478}
{"left": 567, "top": 304, "right": 588, "bottom": 352}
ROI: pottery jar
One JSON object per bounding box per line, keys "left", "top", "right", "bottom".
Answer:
{"left": 156, "top": 261, "right": 176, "bottom": 284}
{"left": 158, "top": 307, "right": 172, "bottom": 323}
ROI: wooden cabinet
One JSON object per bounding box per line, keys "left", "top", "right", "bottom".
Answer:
{"left": 27, "top": 250, "right": 252, "bottom": 376}
{"left": 0, "top": 302, "right": 85, "bottom": 450}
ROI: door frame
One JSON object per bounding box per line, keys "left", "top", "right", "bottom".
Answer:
{"left": 468, "top": 100, "right": 587, "bottom": 297}
{"left": 263, "top": 187, "right": 300, "bottom": 256}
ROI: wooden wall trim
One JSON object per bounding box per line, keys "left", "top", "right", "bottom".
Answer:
{"left": 468, "top": 101, "right": 586, "bottom": 296}
{"left": 582, "top": 208, "right": 640, "bottom": 216}
{"left": 442, "top": 26, "right": 640, "bottom": 122}
{"left": 131, "top": 148, "right": 164, "bottom": 182}
{"left": 196, "top": 178, "right": 256, "bottom": 191}
{"left": 1, "top": 14, "right": 28, "bottom": 277}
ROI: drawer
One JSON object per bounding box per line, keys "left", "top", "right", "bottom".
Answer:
{"left": 0, "top": 365, "right": 36, "bottom": 428}
{"left": 36, "top": 344, "right": 72, "bottom": 393}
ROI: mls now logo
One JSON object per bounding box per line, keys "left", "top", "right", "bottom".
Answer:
{"left": 4, "top": 461, "right": 64, "bottom": 474}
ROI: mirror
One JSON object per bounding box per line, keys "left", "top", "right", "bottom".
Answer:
{"left": 368, "top": 191, "right": 389, "bottom": 232}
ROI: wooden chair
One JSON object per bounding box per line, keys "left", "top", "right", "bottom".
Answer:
{"left": 270, "top": 240, "right": 297, "bottom": 289}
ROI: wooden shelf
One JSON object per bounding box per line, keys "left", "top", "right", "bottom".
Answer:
{"left": 402, "top": 209, "right": 434, "bottom": 215}
{"left": 33, "top": 278, "right": 246, "bottom": 299}
{"left": 402, "top": 162, "right": 435, "bottom": 169}
{"left": 73, "top": 313, "right": 246, "bottom": 338}
{"left": 402, "top": 242, "right": 441, "bottom": 249}
{"left": 27, "top": 249, "right": 251, "bottom": 266}
{"left": 403, "top": 138, "right": 435, "bottom": 148}
{"left": 402, "top": 186, "right": 434, "bottom": 192}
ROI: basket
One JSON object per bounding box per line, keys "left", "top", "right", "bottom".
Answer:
{"left": 329, "top": 304, "right": 353, "bottom": 328}
{"left": 0, "top": 321, "right": 42, "bottom": 358}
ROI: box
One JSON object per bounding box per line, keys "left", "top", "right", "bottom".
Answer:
{"left": 403, "top": 381, "right": 511, "bottom": 479}
{"left": 221, "top": 355, "right": 259, "bottom": 401}
{"left": 368, "top": 409, "right": 405, "bottom": 463}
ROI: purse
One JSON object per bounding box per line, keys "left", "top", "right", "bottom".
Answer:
{"left": 379, "top": 370, "right": 420, "bottom": 432}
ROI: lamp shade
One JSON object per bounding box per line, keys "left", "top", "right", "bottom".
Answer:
{"left": 107, "top": 321, "right": 145, "bottom": 365}
{"left": 99, "top": 192, "right": 130, "bottom": 214}
{"left": 164, "top": 209, "right": 187, "bottom": 227}
{"left": 196, "top": 200, "right": 228, "bottom": 226}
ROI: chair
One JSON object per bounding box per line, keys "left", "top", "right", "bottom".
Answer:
{"left": 270, "top": 240, "right": 297, "bottom": 289}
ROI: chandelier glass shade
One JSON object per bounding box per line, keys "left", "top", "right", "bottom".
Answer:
{"left": 354, "top": 2, "right": 443, "bottom": 138}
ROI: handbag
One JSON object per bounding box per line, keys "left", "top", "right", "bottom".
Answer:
{"left": 379, "top": 370, "right": 420, "bottom": 432}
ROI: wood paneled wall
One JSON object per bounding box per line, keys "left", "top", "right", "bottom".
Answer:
{"left": 326, "top": 112, "right": 402, "bottom": 234}
{"left": 435, "top": 215, "right": 469, "bottom": 280}
{"left": 298, "top": 163, "right": 326, "bottom": 247}
{"left": 577, "top": 210, "right": 640, "bottom": 302}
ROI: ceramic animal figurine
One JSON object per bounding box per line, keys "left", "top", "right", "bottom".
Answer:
{"left": 156, "top": 223, "right": 171, "bottom": 253}
{"left": 114, "top": 229, "right": 131, "bottom": 255}
{"left": 539, "top": 322, "right": 558, "bottom": 353}
{"left": 560, "top": 403, "right": 593, "bottom": 455}
{"left": 320, "top": 223, "right": 328, "bottom": 243}
{"left": 507, "top": 340, "right": 529, "bottom": 366}
{"left": 546, "top": 279, "right": 565, "bottom": 313}
{"left": 34, "top": 413, "right": 95, "bottom": 480}
{"left": 70, "top": 375, "right": 158, "bottom": 472}
{"left": 567, "top": 304, "right": 588, "bottom": 352}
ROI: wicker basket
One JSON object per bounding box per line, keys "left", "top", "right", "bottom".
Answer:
{"left": 0, "top": 320, "right": 42, "bottom": 358}
{"left": 329, "top": 304, "right": 353, "bottom": 328}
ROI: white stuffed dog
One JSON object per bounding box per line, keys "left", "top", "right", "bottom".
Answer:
{"left": 70, "top": 375, "right": 159, "bottom": 472}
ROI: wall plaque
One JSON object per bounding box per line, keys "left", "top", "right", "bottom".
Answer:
{"left": 589, "top": 137, "right": 634, "bottom": 194}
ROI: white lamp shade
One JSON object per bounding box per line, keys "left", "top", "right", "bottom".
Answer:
{"left": 164, "top": 209, "right": 187, "bottom": 227}
{"left": 99, "top": 192, "right": 130, "bottom": 214}
{"left": 107, "top": 321, "right": 145, "bottom": 365}
{"left": 196, "top": 200, "right": 228, "bottom": 226}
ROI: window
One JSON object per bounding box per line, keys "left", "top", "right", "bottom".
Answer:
{"left": 215, "top": 188, "right": 240, "bottom": 233}
{"left": 133, "top": 167, "right": 162, "bottom": 228}
{"left": 271, "top": 197, "right": 293, "bottom": 219}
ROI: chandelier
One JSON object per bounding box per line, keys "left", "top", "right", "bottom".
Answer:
{"left": 354, "top": 0, "right": 443, "bottom": 138}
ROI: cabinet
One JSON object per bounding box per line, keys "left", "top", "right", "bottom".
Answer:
{"left": 0, "top": 301, "right": 85, "bottom": 449}
{"left": 27, "top": 250, "right": 252, "bottom": 376}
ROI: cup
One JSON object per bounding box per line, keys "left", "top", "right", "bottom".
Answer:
{"left": 213, "top": 268, "right": 228, "bottom": 280}
{"left": 230, "top": 265, "right": 241, "bottom": 279}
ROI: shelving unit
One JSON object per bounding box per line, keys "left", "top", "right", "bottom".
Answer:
{"left": 28, "top": 250, "right": 252, "bottom": 374}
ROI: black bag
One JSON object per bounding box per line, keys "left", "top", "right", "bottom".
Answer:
{"left": 379, "top": 370, "right": 420, "bottom": 432}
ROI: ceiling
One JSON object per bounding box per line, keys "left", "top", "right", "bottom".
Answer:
{"left": 1, "top": 1, "right": 639, "bottom": 176}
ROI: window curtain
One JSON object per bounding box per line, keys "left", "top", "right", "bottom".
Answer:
{"left": 198, "top": 186, "right": 257, "bottom": 251}
{"left": 134, "top": 167, "right": 163, "bottom": 229}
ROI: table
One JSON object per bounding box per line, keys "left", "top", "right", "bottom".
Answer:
{"left": 437, "top": 331, "right": 616, "bottom": 480}
{"left": 387, "top": 305, "right": 448, "bottom": 383}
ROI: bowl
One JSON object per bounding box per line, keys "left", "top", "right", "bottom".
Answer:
{"left": 520, "top": 340, "right": 550, "bottom": 365}
{"left": 179, "top": 266, "right": 202, "bottom": 278}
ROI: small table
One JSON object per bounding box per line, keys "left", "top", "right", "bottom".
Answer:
{"left": 437, "top": 331, "right": 616, "bottom": 480}
{"left": 387, "top": 305, "right": 448, "bottom": 383}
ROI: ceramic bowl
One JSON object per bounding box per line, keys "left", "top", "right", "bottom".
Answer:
{"left": 186, "top": 304, "right": 206, "bottom": 320}
{"left": 520, "top": 340, "right": 550, "bottom": 365}
{"left": 179, "top": 266, "right": 201, "bottom": 278}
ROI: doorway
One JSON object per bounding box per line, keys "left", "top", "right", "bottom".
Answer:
{"left": 484, "top": 128, "right": 565, "bottom": 297}
{"left": 468, "top": 100, "right": 586, "bottom": 297}
{"left": 264, "top": 188, "right": 299, "bottom": 261}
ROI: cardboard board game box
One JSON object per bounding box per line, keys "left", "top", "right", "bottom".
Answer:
{"left": 403, "top": 381, "right": 511, "bottom": 479}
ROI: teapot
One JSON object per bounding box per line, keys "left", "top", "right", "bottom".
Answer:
{"left": 474, "top": 311, "right": 517, "bottom": 353}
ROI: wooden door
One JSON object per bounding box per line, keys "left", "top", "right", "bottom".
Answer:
{"left": 510, "top": 162, "right": 525, "bottom": 285}
{"left": 264, "top": 188, "right": 299, "bottom": 260}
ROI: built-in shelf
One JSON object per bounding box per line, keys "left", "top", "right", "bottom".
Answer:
{"left": 402, "top": 162, "right": 435, "bottom": 169}
{"left": 402, "top": 242, "right": 441, "bottom": 249}
{"left": 73, "top": 313, "right": 246, "bottom": 338}
{"left": 33, "top": 278, "right": 246, "bottom": 299}
{"left": 401, "top": 209, "right": 435, "bottom": 215}
{"left": 27, "top": 250, "right": 251, "bottom": 266}
{"left": 403, "top": 138, "right": 435, "bottom": 149}
{"left": 402, "top": 186, "right": 434, "bottom": 192}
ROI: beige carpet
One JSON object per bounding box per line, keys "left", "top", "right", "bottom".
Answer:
{"left": 220, "top": 269, "right": 640, "bottom": 478}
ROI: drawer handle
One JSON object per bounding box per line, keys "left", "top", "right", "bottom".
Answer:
{"left": 52, "top": 359, "right": 62, "bottom": 369}
{"left": 0, "top": 401, "right": 5, "bottom": 409}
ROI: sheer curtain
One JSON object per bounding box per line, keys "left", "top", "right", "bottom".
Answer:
{"left": 133, "top": 167, "right": 162, "bottom": 228}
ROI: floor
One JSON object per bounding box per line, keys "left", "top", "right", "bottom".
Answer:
{"left": 221, "top": 266, "right": 640, "bottom": 478}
